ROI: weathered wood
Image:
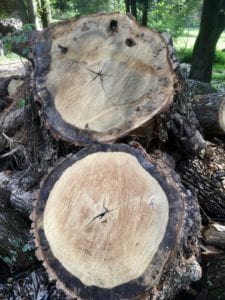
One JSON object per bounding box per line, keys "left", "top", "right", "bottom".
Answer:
{"left": 203, "top": 222, "right": 225, "bottom": 249}
{"left": 0, "top": 96, "right": 12, "bottom": 112}
{"left": 167, "top": 105, "right": 206, "bottom": 157}
{"left": 33, "top": 144, "right": 201, "bottom": 299}
{"left": 0, "top": 107, "right": 27, "bottom": 154}
{"left": 177, "top": 141, "right": 225, "bottom": 221}
{"left": 192, "top": 93, "right": 225, "bottom": 135}
{"left": 34, "top": 13, "right": 177, "bottom": 144}
{"left": 0, "top": 171, "right": 34, "bottom": 215}
{"left": 0, "top": 186, "right": 35, "bottom": 273}
{"left": 0, "top": 75, "right": 24, "bottom": 97}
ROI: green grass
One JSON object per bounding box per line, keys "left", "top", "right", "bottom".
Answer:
{"left": 212, "top": 73, "right": 225, "bottom": 80}
{"left": 176, "top": 47, "right": 192, "bottom": 63}
{"left": 174, "top": 28, "right": 225, "bottom": 50}
{"left": 176, "top": 47, "right": 225, "bottom": 66}
{"left": 176, "top": 47, "right": 225, "bottom": 83}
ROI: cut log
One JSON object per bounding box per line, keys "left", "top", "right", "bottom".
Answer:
{"left": 33, "top": 144, "right": 201, "bottom": 299}
{"left": 34, "top": 13, "right": 177, "bottom": 144}
{"left": 177, "top": 141, "right": 225, "bottom": 221}
{"left": 192, "top": 93, "right": 225, "bottom": 135}
{"left": 168, "top": 105, "right": 206, "bottom": 157}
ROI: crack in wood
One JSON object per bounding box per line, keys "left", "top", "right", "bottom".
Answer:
{"left": 87, "top": 64, "right": 111, "bottom": 97}
{"left": 82, "top": 201, "right": 119, "bottom": 230}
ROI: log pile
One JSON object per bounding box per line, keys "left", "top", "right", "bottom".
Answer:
{"left": 0, "top": 12, "right": 225, "bottom": 300}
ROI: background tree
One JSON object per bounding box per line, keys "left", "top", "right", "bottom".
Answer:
{"left": 149, "top": 0, "right": 200, "bottom": 38}
{"left": 141, "top": 0, "right": 149, "bottom": 26}
{"left": 0, "top": 0, "right": 50, "bottom": 29}
{"left": 36, "top": 0, "right": 51, "bottom": 28}
{"left": 190, "top": 0, "right": 225, "bottom": 82}
{"left": 52, "top": 0, "right": 111, "bottom": 18}
{"left": 0, "top": 0, "right": 17, "bottom": 18}
{"left": 125, "top": 0, "right": 137, "bottom": 19}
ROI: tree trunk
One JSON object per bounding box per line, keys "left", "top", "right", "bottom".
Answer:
{"left": 33, "top": 143, "right": 201, "bottom": 299}
{"left": 15, "top": 0, "right": 30, "bottom": 25}
{"left": 37, "top": 0, "right": 51, "bottom": 28}
{"left": 192, "top": 93, "right": 225, "bottom": 135}
{"left": 167, "top": 103, "right": 206, "bottom": 157}
{"left": 125, "top": 0, "right": 130, "bottom": 13}
{"left": 130, "top": 0, "right": 137, "bottom": 19}
{"left": 141, "top": 0, "right": 149, "bottom": 26}
{"left": 28, "top": 0, "right": 42, "bottom": 30}
{"left": 189, "top": 0, "right": 225, "bottom": 82}
{"left": 34, "top": 14, "right": 177, "bottom": 144}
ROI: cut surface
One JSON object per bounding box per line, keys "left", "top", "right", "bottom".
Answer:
{"left": 43, "top": 152, "right": 169, "bottom": 288}
{"left": 34, "top": 144, "right": 184, "bottom": 299}
{"left": 35, "top": 14, "right": 176, "bottom": 142}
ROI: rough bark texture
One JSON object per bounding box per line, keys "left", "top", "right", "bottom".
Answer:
{"left": 189, "top": 0, "right": 225, "bottom": 82}
{"left": 167, "top": 105, "right": 206, "bottom": 157}
{"left": 177, "top": 141, "right": 225, "bottom": 221}
{"left": 192, "top": 93, "right": 225, "bottom": 135}
{"left": 37, "top": 0, "right": 52, "bottom": 28}
{"left": 0, "top": 171, "right": 34, "bottom": 215}
{"left": 0, "top": 186, "right": 35, "bottom": 275}
{"left": 141, "top": 0, "right": 149, "bottom": 26}
{"left": 34, "top": 13, "right": 177, "bottom": 144}
{"left": 33, "top": 143, "right": 201, "bottom": 300}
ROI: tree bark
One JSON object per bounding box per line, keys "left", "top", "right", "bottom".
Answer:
{"left": 28, "top": 0, "right": 42, "bottom": 30}
{"left": 0, "top": 187, "right": 35, "bottom": 274}
{"left": 192, "top": 93, "right": 225, "bottom": 135}
{"left": 130, "top": 0, "right": 137, "bottom": 19}
{"left": 15, "top": 0, "right": 30, "bottom": 25}
{"left": 177, "top": 141, "right": 225, "bottom": 222}
{"left": 167, "top": 105, "right": 206, "bottom": 157}
{"left": 125, "top": 0, "right": 130, "bottom": 13}
{"left": 189, "top": 0, "right": 225, "bottom": 82}
{"left": 37, "top": 0, "right": 51, "bottom": 28}
{"left": 141, "top": 0, "right": 149, "bottom": 26}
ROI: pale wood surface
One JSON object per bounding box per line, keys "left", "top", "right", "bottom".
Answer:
{"left": 44, "top": 152, "right": 168, "bottom": 288}
{"left": 35, "top": 13, "right": 176, "bottom": 143}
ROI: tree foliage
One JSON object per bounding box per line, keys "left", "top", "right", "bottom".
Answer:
{"left": 51, "top": 0, "right": 200, "bottom": 37}
{"left": 52, "top": 0, "right": 113, "bottom": 18}
{"left": 149, "top": 0, "right": 201, "bottom": 37}
{"left": 0, "top": 0, "right": 201, "bottom": 38}
{"left": 0, "top": 0, "right": 51, "bottom": 29}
